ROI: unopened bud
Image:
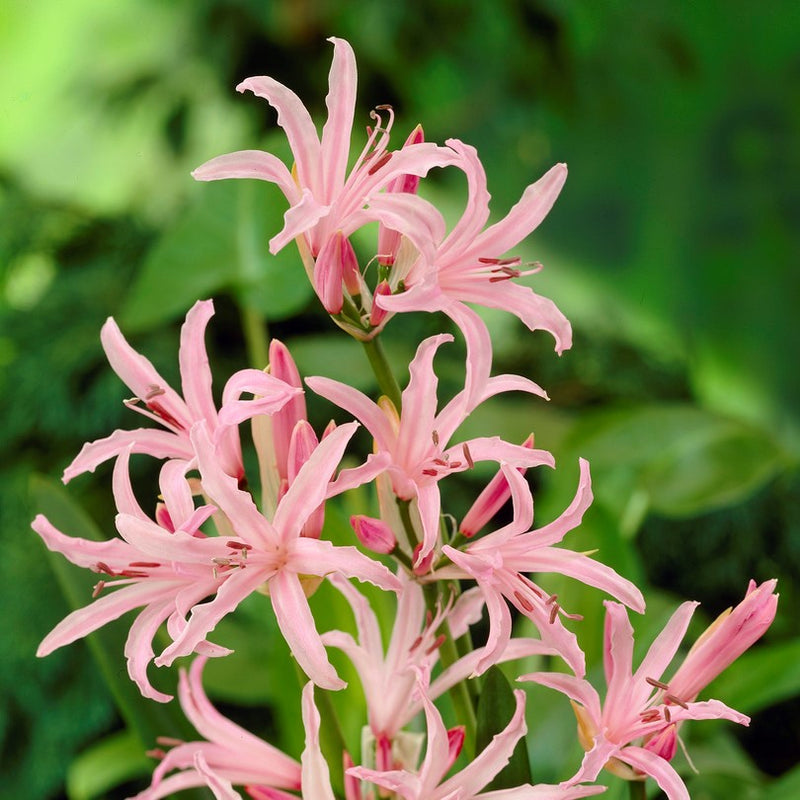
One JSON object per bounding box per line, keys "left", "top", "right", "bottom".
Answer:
{"left": 350, "top": 515, "right": 396, "bottom": 554}
{"left": 370, "top": 280, "right": 392, "bottom": 327}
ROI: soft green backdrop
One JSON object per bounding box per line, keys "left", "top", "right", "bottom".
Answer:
{"left": 2, "top": 1, "right": 798, "bottom": 798}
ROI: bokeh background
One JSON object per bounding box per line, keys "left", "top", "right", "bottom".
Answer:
{"left": 2, "top": 1, "right": 798, "bottom": 798}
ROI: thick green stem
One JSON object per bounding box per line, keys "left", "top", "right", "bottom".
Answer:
{"left": 240, "top": 303, "right": 270, "bottom": 369}
{"left": 629, "top": 779, "right": 647, "bottom": 800}
{"left": 361, "top": 336, "right": 403, "bottom": 410}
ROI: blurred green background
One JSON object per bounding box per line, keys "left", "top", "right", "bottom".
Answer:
{"left": 2, "top": 1, "right": 798, "bottom": 798}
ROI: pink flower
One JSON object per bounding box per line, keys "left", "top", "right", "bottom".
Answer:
{"left": 155, "top": 420, "right": 399, "bottom": 691}
{"left": 438, "top": 460, "right": 645, "bottom": 677}
{"left": 521, "top": 587, "right": 775, "bottom": 800}
{"left": 307, "top": 333, "right": 553, "bottom": 567}
{"left": 321, "top": 573, "right": 556, "bottom": 744}
{"left": 348, "top": 674, "right": 603, "bottom": 800}
{"left": 368, "top": 139, "right": 571, "bottom": 365}
{"left": 64, "top": 300, "right": 300, "bottom": 483}
{"left": 35, "top": 451, "right": 236, "bottom": 702}
{"left": 192, "top": 38, "right": 455, "bottom": 317}
{"left": 130, "top": 657, "right": 301, "bottom": 799}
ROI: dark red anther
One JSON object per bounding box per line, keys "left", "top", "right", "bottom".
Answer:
{"left": 129, "top": 561, "right": 161, "bottom": 568}
{"left": 548, "top": 603, "right": 559, "bottom": 624}
{"left": 367, "top": 151, "right": 392, "bottom": 175}
{"left": 513, "top": 590, "right": 534, "bottom": 612}
{"left": 665, "top": 693, "right": 689, "bottom": 709}
{"left": 426, "top": 634, "right": 447, "bottom": 655}
{"left": 226, "top": 541, "right": 253, "bottom": 551}
{"left": 91, "top": 581, "right": 106, "bottom": 598}
{"left": 664, "top": 707, "right": 672, "bottom": 722}
{"left": 462, "top": 443, "right": 474, "bottom": 468}
{"left": 422, "top": 468, "right": 439, "bottom": 476}
{"left": 646, "top": 677, "right": 670, "bottom": 690}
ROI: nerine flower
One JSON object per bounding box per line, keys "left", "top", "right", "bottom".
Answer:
{"left": 348, "top": 674, "right": 604, "bottom": 800}
{"left": 368, "top": 138, "right": 571, "bottom": 381}
{"left": 131, "top": 656, "right": 302, "bottom": 799}
{"left": 521, "top": 584, "right": 777, "bottom": 800}
{"left": 321, "top": 572, "right": 557, "bottom": 745}
{"left": 437, "top": 461, "right": 645, "bottom": 677}
{"left": 64, "top": 299, "right": 300, "bottom": 483}
{"left": 306, "top": 333, "right": 553, "bottom": 567}
{"left": 155, "top": 420, "right": 399, "bottom": 691}
{"left": 35, "top": 451, "right": 235, "bottom": 702}
{"left": 192, "top": 37, "right": 456, "bottom": 317}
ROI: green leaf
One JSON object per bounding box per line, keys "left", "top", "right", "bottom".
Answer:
{"left": 766, "top": 763, "right": 800, "bottom": 800}
{"left": 475, "top": 666, "right": 531, "bottom": 789}
{"left": 563, "top": 405, "right": 789, "bottom": 523}
{"left": 123, "top": 175, "right": 313, "bottom": 332}
{"left": 705, "top": 638, "right": 800, "bottom": 715}
{"left": 66, "top": 729, "right": 151, "bottom": 800}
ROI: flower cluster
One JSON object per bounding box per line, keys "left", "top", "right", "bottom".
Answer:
{"left": 35, "top": 37, "right": 777, "bottom": 800}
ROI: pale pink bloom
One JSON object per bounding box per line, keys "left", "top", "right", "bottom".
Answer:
{"left": 368, "top": 138, "right": 571, "bottom": 361}
{"left": 130, "top": 657, "right": 301, "bottom": 800}
{"left": 192, "top": 38, "right": 455, "bottom": 317}
{"left": 522, "top": 594, "right": 765, "bottom": 800}
{"left": 35, "top": 451, "right": 237, "bottom": 702}
{"left": 322, "top": 572, "right": 557, "bottom": 744}
{"left": 156, "top": 420, "right": 399, "bottom": 690}
{"left": 349, "top": 675, "right": 603, "bottom": 800}
{"left": 437, "top": 461, "right": 645, "bottom": 677}
{"left": 64, "top": 299, "right": 300, "bottom": 483}
{"left": 306, "top": 333, "right": 553, "bottom": 566}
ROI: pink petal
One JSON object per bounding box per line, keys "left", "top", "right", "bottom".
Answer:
{"left": 270, "top": 569, "right": 345, "bottom": 690}
{"left": 191, "top": 149, "right": 299, "bottom": 202}
{"left": 616, "top": 746, "right": 689, "bottom": 800}
{"left": 236, "top": 76, "right": 322, "bottom": 196}
{"left": 300, "top": 682, "right": 337, "bottom": 800}
{"left": 179, "top": 300, "right": 217, "bottom": 427}
{"left": 320, "top": 37, "right": 357, "bottom": 201}
{"left": 63, "top": 428, "right": 193, "bottom": 482}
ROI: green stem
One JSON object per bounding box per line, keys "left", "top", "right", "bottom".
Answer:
{"left": 629, "top": 779, "right": 647, "bottom": 800}
{"left": 240, "top": 303, "right": 270, "bottom": 369}
{"left": 361, "top": 336, "right": 403, "bottom": 410}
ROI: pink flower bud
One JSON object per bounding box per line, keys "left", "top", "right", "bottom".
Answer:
{"left": 644, "top": 723, "right": 678, "bottom": 761}
{"left": 369, "top": 280, "right": 392, "bottom": 328}
{"left": 350, "top": 515, "right": 396, "bottom": 554}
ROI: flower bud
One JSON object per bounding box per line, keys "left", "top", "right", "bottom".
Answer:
{"left": 350, "top": 515, "right": 396, "bottom": 554}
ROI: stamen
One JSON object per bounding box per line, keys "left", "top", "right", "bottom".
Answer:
{"left": 545, "top": 593, "right": 558, "bottom": 605}
{"left": 513, "top": 590, "right": 534, "bottom": 612}
{"left": 478, "top": 257, "right": 521, "bottom": 266}
{"left": 422, "top": 468, "right": 439, "bottom": 476}
{"left": 408, "top": 634, "right": 424, "bottom": 653}
{"left": 146, "top": 748, "right": 167, "bottom": 759}
{"left": 367, "top": 151, "right": 392, "bottom": 175}
{"left": 119, "top": 569, "right": 149, "bottom": 578}
{"left": 448, "top": 461, "right": 462, "bottom": 469}
{"left": 462, "top": 443, "right": 474, "bottom": 468}
{"left": 426, "top": 634, "right": 446, "bottom": 655}
{"left": 129, "top": 561, "right": 161, "bottom": 568}
{"left": 640, "top": 709, "right": 661, "bottom": 723}
{"left": 664, "top": 707, "right": 672, "bottom": 722}
{"left": 156, "top": 736, "right": 184, "bottom": 746}
{"left": 91, "top": 581, "right": 106, "bottom": 598}
{"left": 548, "top": 603, "right": 560, "bottom": 624}
{"left": 212, "top": 557, "right": 232, "bottom": 566}
{"left": 646, "top": 677, "right": 670, "bottom": 691}
{"left": 144, "top": 385, "right": 166, "bottom": 400}
{"left": 433, "top": 457, "right": 449, "bottom": 467}
{"left": 432, "top": 430, "right": 439, "bottom": 446}
{"left": 226, "top": 541, "right": 253, "bottom": 551}
{"left": 665, "top": 694, "right": 689, "bottom": 709}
